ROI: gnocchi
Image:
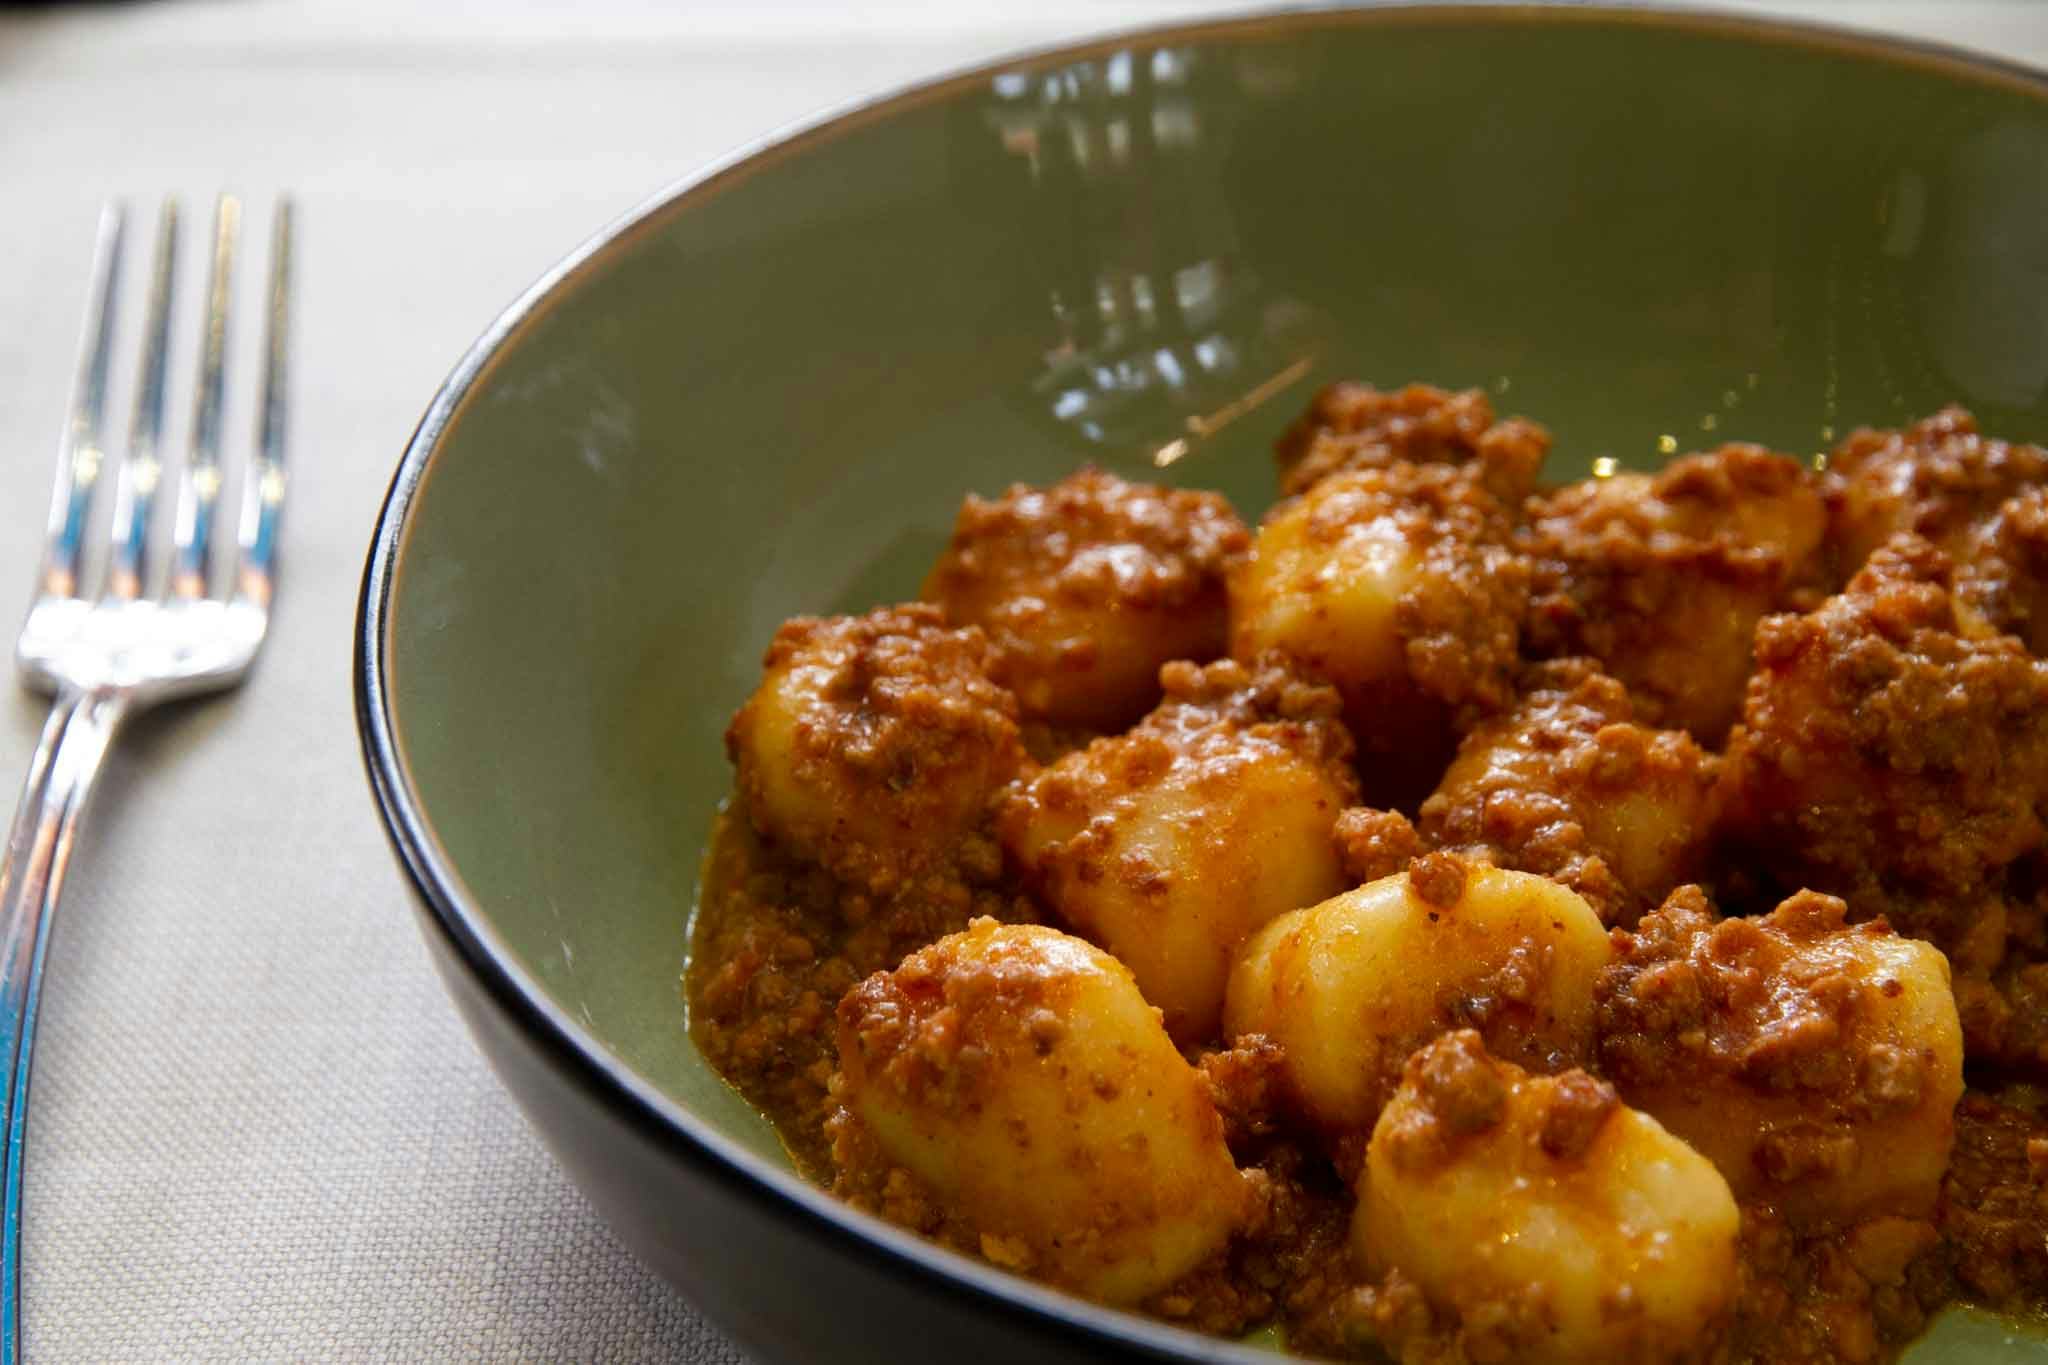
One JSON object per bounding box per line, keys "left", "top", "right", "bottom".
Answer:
{"left": 1421, "top": 658, "right": 1721, "bottom": 925}
{"left": 1597, "top": 887, "right": 1964, "bottom": 1225}
{"left": 923, "top": 468, "right": 1248, "bottom": 731}
{"left": 1229, "top": 463, "right": 1527, "bottom": 803}
{"left": 1357, "top": 1030, "right": 1740, "bottom": 1365}
{"left": 725, "top": 604, "right": 1026, "bottom": 895}
{"left": 831, "top": 920, "right": 1248, "bottom": 1304}
{"left": 1000, "top": 657, "right": 1355, "bottom": 1042}
{"left": 1224, "top": 856, "right": 1612, "bottom": 1131}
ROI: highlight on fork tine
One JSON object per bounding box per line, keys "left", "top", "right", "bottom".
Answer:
{"left": 107, "top": 198, "right": 180, "bottom": 601}
{"left": 167, "top": 194, "right": 240, "bottom": 602}
{"left": 233, "top": 196, "right": 293, "bottom": 611}
{"left": 39, "top": 202, "right": 124, "bottom": 601}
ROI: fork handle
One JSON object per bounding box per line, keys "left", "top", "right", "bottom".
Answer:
{"left": 0, "top": 687, "right": 125, "bottom": 1365}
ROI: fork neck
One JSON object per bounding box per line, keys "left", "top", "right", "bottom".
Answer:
{"left": 0, "top": 684, "right": 127, "bottom": 1365}
{"left": 0, "top": 689, "right": 128, "bottom": 958}
{"left": 0, "top": 687, "right": 129, "bottom": 1032}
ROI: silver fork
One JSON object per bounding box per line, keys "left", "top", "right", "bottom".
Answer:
{"left": 0, "top": 196, "right": 293, "bottom": 1363}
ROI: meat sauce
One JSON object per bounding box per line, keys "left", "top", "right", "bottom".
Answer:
{"left": 688, "top": 386, "right": 2048, "bottom": 1361}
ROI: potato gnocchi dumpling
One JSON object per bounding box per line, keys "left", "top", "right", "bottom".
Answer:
{"left": 1357, "top": 1031, "right": 1740, "bottom": 1365}
{"left": 1000, "top": 657, "right": 1356, "bottom": 1042}
{"left": 1274, "top": 380, "right": 1552, "bottom": 505}
{"left": 1224, "top": 855, "right": 1611, "bottom": 1131}
{"left": 1954, "top": 486, "right": 2048, "bottom": 654}
{"left": 922, "top": 468, "right": 1249, "bottom": 732}
{"left": 1421, "top": 658, "right": 1721, "bottom": 925}
{"left": 1722, "top": 535, "right": 2048, "bottom": 952}
{"left": 725, "top": 603, "right": 1027, "bottom": 895}
{"left": 1829, "top": 409, "right": 2048, "bottom": 655}
{"left": 1598, "top": 887, "right": 1964, "bottom": 1226}
{"left": 1827, "top": 406, "right": 2048, "bottom": 585}
{"left": 830, "top": 920, "right": 1248, "bottom": 1304}
{"left": 1522, "top": 443, "right": 1826, "bottom": 743}
{"left": 1230, "top": 462, "right": 1529, "bottom": 802}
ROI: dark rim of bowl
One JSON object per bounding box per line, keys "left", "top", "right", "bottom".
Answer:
{"left": 355, "top": 4, "right": 2048, "bottom": 1359}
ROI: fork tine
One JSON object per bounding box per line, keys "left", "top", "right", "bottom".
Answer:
{"left": 37, "top": 204, "right": 125, "bottom": 601}
{"left": 232, "top": 199, "right": 292, "bottom": 610}
{"left": 106, "top": 200, "right": 179, "bottom": 601}
{"left": 169, "top": 195, "right": 240, "bottom": 601}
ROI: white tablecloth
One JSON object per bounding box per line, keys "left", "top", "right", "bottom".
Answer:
{"left": 0, "top": 1, "right": 2039, "bottom": 1358}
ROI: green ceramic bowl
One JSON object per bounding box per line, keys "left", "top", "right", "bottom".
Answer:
{"left": 358, "top": 6, "right": 2048, "bottom": 1362}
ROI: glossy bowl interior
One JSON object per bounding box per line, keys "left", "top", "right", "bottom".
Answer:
{"left": 362, "top": 6, "right": 2048, "bottom": 1361}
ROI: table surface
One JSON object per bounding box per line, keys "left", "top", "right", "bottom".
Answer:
{"left": 0, "top": 0, "right": 2041, "bottom": 1358}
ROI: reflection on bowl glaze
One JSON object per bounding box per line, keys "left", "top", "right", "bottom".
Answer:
{"left": 979, "top": 45, "right": 1326, "bottom": 464}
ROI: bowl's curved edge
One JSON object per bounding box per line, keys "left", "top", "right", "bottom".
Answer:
{"left": 347, "top": 12, "right": 1318, "bottom": 1353}
{"left": 354, "top": 3, "right": 2048, "bottom": 1360}
{"left": 349, "top": 301, "right": 1279, "bottom": 1365}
